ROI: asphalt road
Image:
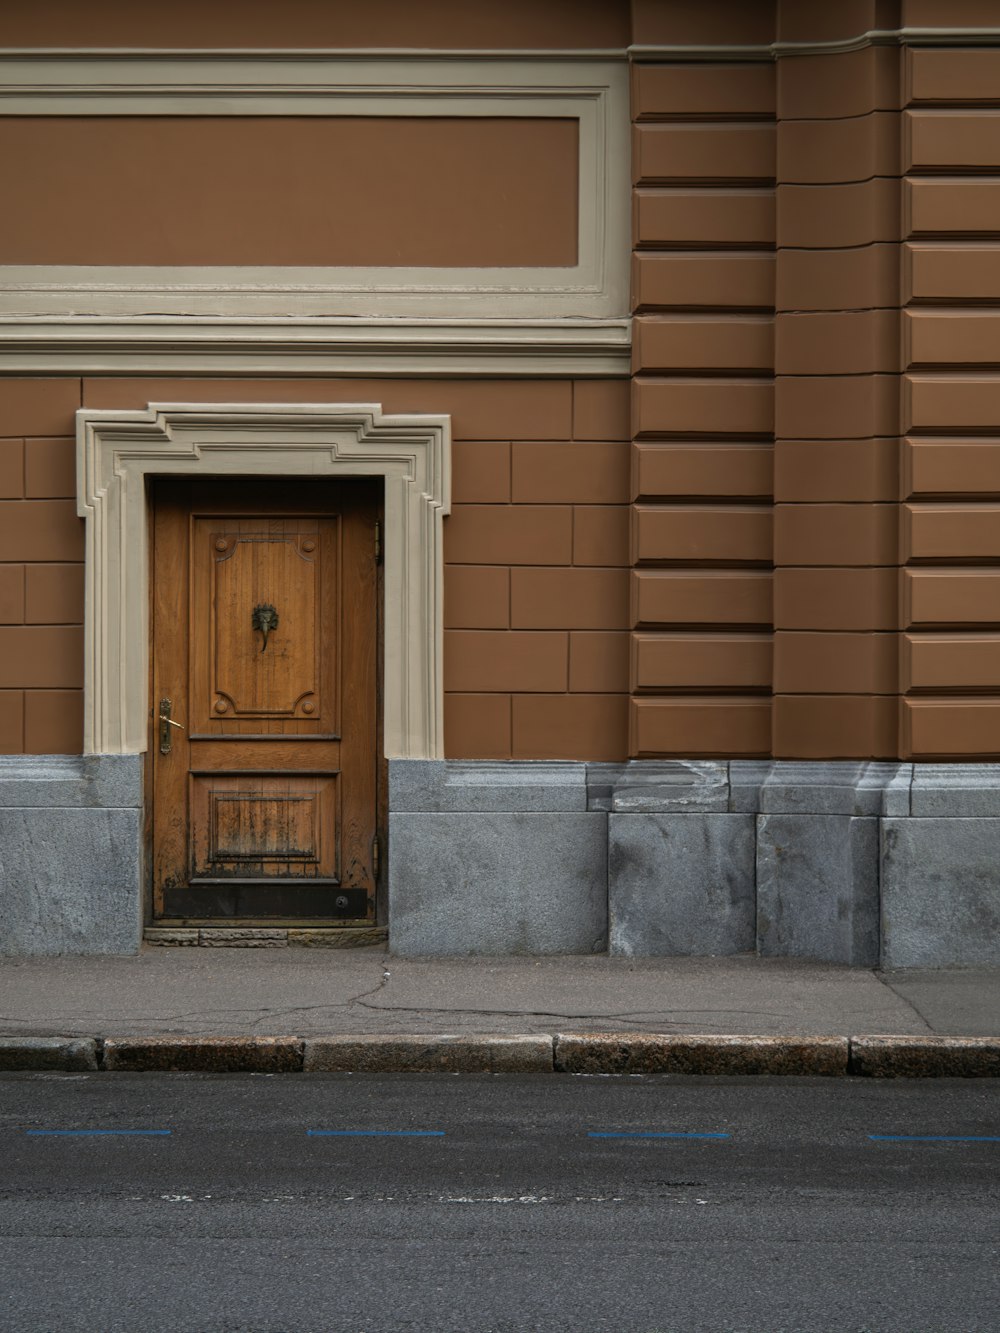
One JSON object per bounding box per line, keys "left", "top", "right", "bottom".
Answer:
{"left": 1, "top": 1073, "right": 999, "bottom": 1332}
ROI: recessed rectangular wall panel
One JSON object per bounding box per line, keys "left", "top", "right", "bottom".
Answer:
{"left": 0, "top": 116, "right": 579, "bottom": 268}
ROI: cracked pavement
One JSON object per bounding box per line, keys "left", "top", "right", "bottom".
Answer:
{"left": 2, "top": 949, "right": 999, "bottom": 1038}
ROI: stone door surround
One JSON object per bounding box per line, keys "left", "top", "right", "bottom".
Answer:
{"left": 77, "top": 401, "right": 450, "bottom": 758}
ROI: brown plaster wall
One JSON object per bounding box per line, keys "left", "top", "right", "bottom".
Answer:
{"left": 768, "top": 1, "right": 903, "bottom": 759}
{"left": 0, "top": 376, "right": 630, "bottom": 761}
{"left": 0, "top": 118, "right": 578, "bottom": 268}
{"left": 900, "top": 44, "right": 1000, "bottom": 759}
{"left": 0, "top": 379, "right": 83, "bottom": 755}
{"left": 0, "top": 0, "right": 630, "bottom": 49}
{"left": 628, "top": 1, "right": 776, "bottom": 758}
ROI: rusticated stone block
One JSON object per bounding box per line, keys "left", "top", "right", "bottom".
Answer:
{"left": 143, "top": 929, "right": 199, "bottom": 946}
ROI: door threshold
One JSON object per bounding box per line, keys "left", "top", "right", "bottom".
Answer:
{"left": 145, "top": 925, "right": 387, "bottom": 949}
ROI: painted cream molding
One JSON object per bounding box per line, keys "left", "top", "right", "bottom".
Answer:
{"left": 77, "top": 402, "right": 451, "bottom": 759}
{"left": 0, "top": 54, "right": 629, "bottom": 321}
{"left": 0, "top": 315, "right": 630, "bottom": 376}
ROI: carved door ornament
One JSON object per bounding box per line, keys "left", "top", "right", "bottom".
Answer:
{"left": 252, "top": 602, "right": 279, "bottom": 652}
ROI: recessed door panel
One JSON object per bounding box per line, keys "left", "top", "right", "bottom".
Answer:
{"left": 150, "top": 478, "right": 379, "bottom": 922}
{"left": 190, "top": 772, "right": 338, "bottom": 880}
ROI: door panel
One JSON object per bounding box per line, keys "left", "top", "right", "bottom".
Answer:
{"left": 207, "top": 523, "right": 326, "bottom": 719}
{"left": 150, "top": 479, "right": 379, "bottom": 922}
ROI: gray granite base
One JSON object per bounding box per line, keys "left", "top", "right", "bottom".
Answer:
{"left": 757, "top": 815, "right": 879, "bottom": 966}
{"left": 882, "top": 817, "right": 1000, "bottom": 967}
{"left": 0, "top": 756, "right": 143, "bottom": 956}
{"left": 387, "top": 760, "right": 1000, "bottom": 966}
{"left": 608, "top": 814, "right": 754, "bottom": 956}
{"left": 388, "top": 810, "right": 607, "bottom": 956}
{"left": 3, "top": 755, "right": 1000, "bottom": 964}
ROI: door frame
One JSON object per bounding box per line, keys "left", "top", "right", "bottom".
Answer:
{"left": 146, "top": 479, "right": 386, "bottom": 927}
{"left": 76, "top": 401, "right": 451, "bottom": 760}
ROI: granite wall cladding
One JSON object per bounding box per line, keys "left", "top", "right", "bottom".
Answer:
{"left": 388, "top": 759, "right": 1000, "bottom": 966}
{"left": 0, "top": 755, "right": 143, "bottom": 956}
{"left": 1, "top": 755, "right": 997, "bottom": 963}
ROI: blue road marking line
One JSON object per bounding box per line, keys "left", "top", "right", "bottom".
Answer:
{"left": 307, "top": 1129, "right": 445, "bottom": 1137}
{"left": 588, "top": 1131, "right": 730, "bottom": 1140}
{"left": 26, "top": 1129, "right": 172, "bottom": 1137}
{"left": 869, "top": 1134, "right": 1000, "bottom": 1143}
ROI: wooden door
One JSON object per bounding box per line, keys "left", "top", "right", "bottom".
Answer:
{"left": 150, "top": 478, "right": 380, "bottom": 921}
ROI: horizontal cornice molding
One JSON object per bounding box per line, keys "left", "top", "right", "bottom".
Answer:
{"left": 0, "top": 48, "right": 627, "bottom": 59}
{"left": 630, "top": 27, "right": 1000, "bottom": 63}
{"left": 0, "top": 316, "right": 631, "bottom": 377}
{"left": 0, "top": 51, "right": 627, "bottom": 102}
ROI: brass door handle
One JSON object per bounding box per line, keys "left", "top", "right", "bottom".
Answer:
{"left": 159, "top": 699, "right": 185, "bottom": 754}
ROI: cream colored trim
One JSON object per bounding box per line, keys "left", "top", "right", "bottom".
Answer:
{"left": 0, "top": 49, "right": 626, "bottom": 58}
{"left": 0, "top": 55, "right": 629, "bottom": 321}
{"left": 77, "top": 402, "right": 450, "bottom": 759}
{"left": 0, "top": 316, "right": 631, "bottom": 376}
{"left": 630, "top": 28, "right": 1000, "bottom": 62}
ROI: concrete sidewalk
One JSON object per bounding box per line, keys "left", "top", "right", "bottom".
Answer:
{"left": 0, "top": 949, "right": 997, "bottom": 1071}
{"left": 2, "top": 948, "right": 999, "bottom": 1040}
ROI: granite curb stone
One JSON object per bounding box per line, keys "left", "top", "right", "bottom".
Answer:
{"left": 554, "top": 1033, "right": 849, "bottom": 1076}
{"left": 849, "top": 1035, "right": 1000, "bottom": 1077}
{"left": 3, "top": 1033, "right": 1000, "bottom": 1076}
{"left": 304, "top": 1034, "right": 554, "bottom": 1073}
{"left": 101, "top": 1036, "right": 304, "bottom": 1072}
{"left": 0, "top": 1037, "right": 99, "bottom": 1071}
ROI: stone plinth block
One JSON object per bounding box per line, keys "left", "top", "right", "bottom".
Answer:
{"left": 0, "top": 808, "right": 142, "bottom": 956}
{"left": 389, "top": 760, "right": 587, "bottom": 812}
{"left": 304, "top": 1034, "right": 554, "bottom": 1073}
{"left": 605, "top": 760, "right": 730, "bottom": 813}
{"left": 757, "top": 814, "right": 879, "bottom": 966}
{"left": 909, "top": 764, "right": 1000, "bottom": 817}
{"left": 882, "top": 818, "right": 1000, "bottom": 966}
{"left": 388, "top": 811, "right": 607, "bottom": 956}
{"left": 0, "top": 755, "right": 141, "bottom": 809}
{"left": 760, "top": 762, "right": 902, "bottom": 817}
{"left": 608, "top": 813, "right": 755, "bottom": 956}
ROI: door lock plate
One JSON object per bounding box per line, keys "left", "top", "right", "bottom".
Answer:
{"left": 158, "top": 698, "right": 184, "bottom": 754}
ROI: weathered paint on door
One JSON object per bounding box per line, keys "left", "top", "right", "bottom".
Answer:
{"left": 150, "top": 478, "right": 379, "bottom": 921}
